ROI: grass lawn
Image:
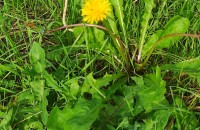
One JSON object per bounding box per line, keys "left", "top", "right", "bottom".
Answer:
{"left": 0, "top": 0, "right": 200, "bottom": 129}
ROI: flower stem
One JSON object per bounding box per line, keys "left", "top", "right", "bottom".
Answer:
{"left": 102, "top": 21, "right": 131, "bottom": 71}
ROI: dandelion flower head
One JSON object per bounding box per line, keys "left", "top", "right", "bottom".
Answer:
{"left": 81, "top": 0, "right": 111, "bottom": 24}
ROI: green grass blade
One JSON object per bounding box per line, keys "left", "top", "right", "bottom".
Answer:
{"left": 161, "top": 57, "right": 200, "bottom": 73}
{"left": 110, "top": 0, "right": 127, "bottom": 45}
{"left": 0, "top": 64, "right": 20, "bottom": 76}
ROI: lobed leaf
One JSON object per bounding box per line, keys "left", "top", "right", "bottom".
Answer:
{"left": 133, "top": 66, "right": 169, "bottom": 112}
{"left": 44, "top": 71, "right": 63, "bottom": 92}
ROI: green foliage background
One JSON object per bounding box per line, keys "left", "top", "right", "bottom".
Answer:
{"left": 0, "top": 0, "right": 200, "bottom": 129}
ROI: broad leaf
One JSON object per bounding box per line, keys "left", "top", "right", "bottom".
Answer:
{"left": 0, "top": 109, "right": 13, "bottom": 129}
{"left": 151, "top": 110, "right": 171, "bottom": 129}
{"left": 134, "top": 66, "right": 168, "bottom": 112}
{"left": 29, "top": 42, "right": 46, "bottom": 73}
{"left": 46, "top": 98, "right": 102, "bottom": 130}
{"left": 157, "top": 16, "right": 190, "bottom": 48}
{"left": 138, "top": 110, "right": 171, "bottom": 130}
{"left": 143, "top": 119, "right": 154, "bottom": 130}
{"left": 24, "top": 121, "right": 43, "bottom": 130}
{"left": 73, "top": 27, "right": 105, "bottom": 47}
{"left": 64, "top": 77, "right": 80, "bottom": 97}
{"left": 73, "top": 26, "right": 86, "bottom": 45}
{"left": 30, "top": 80, "right": 44, "bottom": 101}
{"left": 30, "top": 80, "right": 49, "bottom": 124}
{"left": 142, "top": 15, "right": 190, "bottom": 57}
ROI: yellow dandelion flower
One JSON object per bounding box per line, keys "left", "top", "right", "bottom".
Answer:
{"left": 81, "top": 0, "right": 111, "bottom": 24}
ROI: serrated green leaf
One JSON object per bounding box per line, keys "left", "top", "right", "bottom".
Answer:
{"left": 81, "top": 73, "right": 123, "bottom": 98}
{"left": 44, "top": 71, "right": 62, "bottom": 92}
{"left": 138, "top": 0, "right": 155, "bottom": 60}
{"left": 105, "top": 76, "right": 127, "bottom": 98}
{"left": 95, "top": 73, "right": 123, "bottom": 88}
{"left": 116, "top": 117, "right": 130, "bottom": 129}
{"left": 46, "top": 106, "right": 64, "bottom": 130}
{"left": 82, "top": 73, "right": 105, "bottom": 98}
{"left": 133, "top": 110, "right": 171, "bottom": 130}
{"left": 131, "top": 76, "right": 145, "bottom": 87}
{"left": 64, "top": 73, "right": 123, "bottom": 99}
{"left": 47, "top": 98, "right": 102, "bottom": 130}
{"left": 135, "top": 66, "right": 168, "bottom": 111}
